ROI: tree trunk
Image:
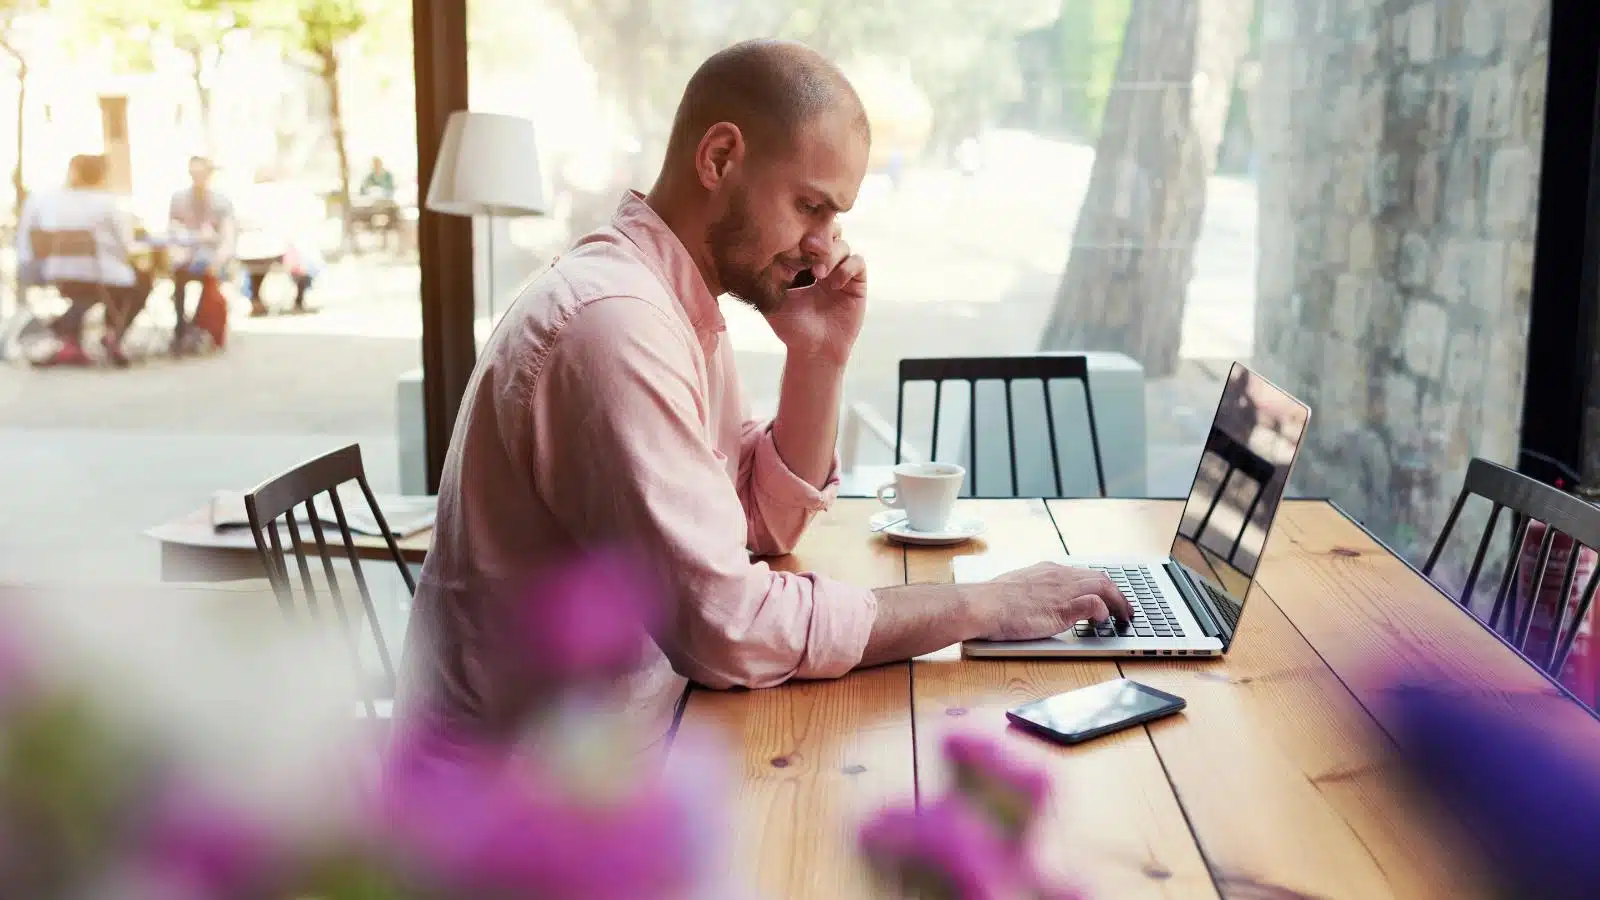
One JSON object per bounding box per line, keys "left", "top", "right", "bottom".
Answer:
{"left": 1037, "top": 0, "right": 1254, "bottom": 378}
{"left": 187, "top": 45, "right": 213, "bottom": 155}
{"left": 12, "top": 59, "right": 24, "bottom": 224}
{"left": 321, "top": 46, "right": 353, "bottom": 243}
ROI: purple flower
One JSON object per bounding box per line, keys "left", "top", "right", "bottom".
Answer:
{"left": 942, "top": 733, "right": 1050, "bottom": 847}
{"left": 1385, "top": 682, "right": 1600, "bottom": 900}
{"left": 130, "top": 782, "right": 283, "bottom": 900}
{"left": 507, "top": 550, "right": 664, "bottom": 687}
{"left": 860, "top": 797, "right": 1032, "bottom": 900}
{"left": 377, "top": 721, "right": 706, "bottom": 899}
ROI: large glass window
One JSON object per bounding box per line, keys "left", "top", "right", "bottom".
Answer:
{"left": 466, "top": 0, "right": 1550, "bottom": 563}
{"left": 0, "top": 2, "right": 422, "bottom": 583}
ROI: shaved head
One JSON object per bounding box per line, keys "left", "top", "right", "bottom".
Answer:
{"left": 664, "top": 39, "right": 870, "bottom": 166}
{"left": 647, "top": 39, "right": 872, "bottom": 313}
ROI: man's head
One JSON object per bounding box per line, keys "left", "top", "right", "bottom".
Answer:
{"left": 371, "top": 156, "right": 385, "bottom": 173}
{"left": 189, "top": 155, "right": 213, "bottom": 189}
{"left": 652, "top": 39, "right": 871, "bottom": 313}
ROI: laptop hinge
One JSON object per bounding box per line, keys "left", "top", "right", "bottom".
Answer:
{"left": 1165, "top": 562, "right": 1224, "bottom": 640}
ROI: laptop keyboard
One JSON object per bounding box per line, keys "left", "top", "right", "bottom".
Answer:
{"left": 1085, "top": 566, "right": 1186, "bottom": 639}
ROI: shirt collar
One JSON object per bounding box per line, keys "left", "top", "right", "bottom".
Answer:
{"left": 610, "top": 190, "right": 726, "bottom": 339}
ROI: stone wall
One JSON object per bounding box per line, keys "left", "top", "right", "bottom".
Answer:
{"left": 1253, "top": 0, "right": 1549, "bottom": 558}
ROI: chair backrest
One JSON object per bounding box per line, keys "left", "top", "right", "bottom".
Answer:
{"left": 895, "top": 354, "right": 1106, "bottom": 498}
{"left": 243, "top": 443, "right": 415, "bottom": 718}
{"left": 1424, "top": 458, "right": 1600, "bottom": 678}
{"left": 29, "top": 228, "right": 98, "bottom": 262}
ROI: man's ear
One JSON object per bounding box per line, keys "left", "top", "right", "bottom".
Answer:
{"left": 695, "top": 122, "right": 744, "bottom": 191}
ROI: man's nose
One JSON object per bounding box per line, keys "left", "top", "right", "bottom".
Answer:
{"left": 799, "top": 226, "right": 833, "bottom": 260}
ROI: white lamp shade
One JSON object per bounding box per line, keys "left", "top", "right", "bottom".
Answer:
{"left": 425, "top": 110, "right": 547, "bottom": 218}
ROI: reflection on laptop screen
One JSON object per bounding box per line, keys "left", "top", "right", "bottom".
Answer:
{"left": 1169, "top": 364, "right": 1310, "bottom": 647}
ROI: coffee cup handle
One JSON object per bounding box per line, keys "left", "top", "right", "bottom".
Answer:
{"left": 876, "top": 483, "right": 903, "bottom": 509}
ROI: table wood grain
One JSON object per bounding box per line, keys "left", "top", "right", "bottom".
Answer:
{"left": 645, "top": 498, "right": 1600, "bottom": 899}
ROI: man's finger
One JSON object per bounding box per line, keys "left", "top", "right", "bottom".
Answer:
{"left": 1070, "top": 595, "right": 1112, "bottom": 626}
{"left": 1095, "top": 574, "right": 1134, "bottom": 622}
{"left": 827, "top": 253, "right": 866, "bottom": 290}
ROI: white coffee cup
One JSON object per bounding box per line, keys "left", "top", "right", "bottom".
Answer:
{"left": 876, "top": 462, "right": 965, "bottom": 532}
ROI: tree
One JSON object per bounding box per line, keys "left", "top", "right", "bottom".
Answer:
{"left": 1036, "top": 0, "right": 1254, "bottom": 379}
{"left": 0, "top": 0, "right": 41, "bottom": 222}
{"left": 64, "top": 0, "right": 258, "bottom": 154}
{"left": 249, "top": 0, "right": 401, "bottom": 241}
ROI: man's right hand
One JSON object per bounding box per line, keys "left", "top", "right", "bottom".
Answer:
{"left": 971, "top": 562, "right": 1133, "bottom": 642}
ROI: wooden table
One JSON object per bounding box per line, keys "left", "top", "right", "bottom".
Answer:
{"left": 145, "top": 505, "right": 432, "bottom": 582}
{"left": 621, "top": 497, "right": 1600, "bottom": 899}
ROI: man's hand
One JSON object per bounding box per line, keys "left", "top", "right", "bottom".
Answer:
{"left": 764, "top": 228, "right": 867, "bottom": 367}
{"left": 972, "top": 562, "right": 1132, "bottom": 642}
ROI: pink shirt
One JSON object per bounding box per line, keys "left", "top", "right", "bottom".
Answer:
{"left": 397, "top": 192, "right": 878, "bottom": 730}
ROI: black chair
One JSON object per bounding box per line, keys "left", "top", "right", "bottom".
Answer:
{"left": 243, "top": 444, "right": 415, "bottom": 719}
{"left": 1423, "top": 458, "right": 1600, "bottom": 678}
{"left": 895, "top": 355, "right": 1107, "bottom": 498}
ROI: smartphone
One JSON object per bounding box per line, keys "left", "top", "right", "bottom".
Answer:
{"left": 1006, "top": 678, "right": 1185, "bottom": 745}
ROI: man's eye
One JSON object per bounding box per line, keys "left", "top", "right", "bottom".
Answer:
{"left": 801, "top": 202, "right": 821, "bottom": 215}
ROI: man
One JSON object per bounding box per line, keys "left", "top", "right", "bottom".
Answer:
{"left": 167, "top": 155, "right": 235, "bottom": 351}
{"left": 397, "top": 40, "right": 1128, "bottom": 734}
{"left": 360, "top": 156, "right": 396, "bottom": 202}
{"left": 17, "top": 154, "right": 152, "bottom": 367}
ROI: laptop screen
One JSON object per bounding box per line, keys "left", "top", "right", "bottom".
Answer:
{"left": 1169, "top": 364, "right": 1310, "bottom": 648}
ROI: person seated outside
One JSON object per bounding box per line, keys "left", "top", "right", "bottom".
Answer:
{"left": 167, "top": 155, "right": 236, "bottom": 353}
{"left": 15, "top": 154, "right": 153, "bottom": 367}
{"left": 234, "top": 168, "right": 324, "bottom": 316}
{"left": 394, "top": 40, "right": 1130, "bottom": 741}
{"left": 360, "top": 156, "right": 397, "bottom": 204}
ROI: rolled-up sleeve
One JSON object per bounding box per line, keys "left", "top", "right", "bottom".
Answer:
{"left": 737, "top": 419, "right": 841, "bottom": 556}
{"left": 528, "top": 297, "right": 877, "bottom": 688}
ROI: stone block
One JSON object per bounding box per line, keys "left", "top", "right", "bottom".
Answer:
{"left": 1412, "top": 150, "right": 1440, "bottom": 225}
{"left": 1468, "top": 240, "right": 1507, "bottom": 314}
{"left": 1444, "top": 330, "right": 1486, "bottom": 389}
{"left": 1469, "top": 66, "right": 1515, "bottom": 142}
{"left": 1367, "top": 152, "right": 1400, "bottom": 215}
{"left": 1432, "top": 239, "right": 1474, "bottom": 304}
{"left": 1332, "top": 275, "right": 1372, "bottom": 340}
{"left": 1401, "top": 300, "right": 1450, "bottom": 378}
{"left": 1407, "top": 2, "right": 1437, "bottom": 64}
{"left": 1462, "top": 0, "right": 1501, "bottom": 57}
{"left": 1348, "top": 221, "right": 1377, "bottom": 273}
{"left": 1485, "top": 147, "right": 1536, "bottom": 233}
{"left": 1503, "top": 239, "right": 1535, "bottom": 315}
{"left": 1398, "top": 232, "right": 1432, "bottom": 289}
{"left": 1322, "top": 339, "right": 1364, "bottom": 420}
{"left": 1384, "top": 371, "right": 1422, "bottom": 433}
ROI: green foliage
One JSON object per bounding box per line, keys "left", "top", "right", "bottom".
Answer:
{"left": 1054, "top": 0, "right": 1134, "bottom": 138}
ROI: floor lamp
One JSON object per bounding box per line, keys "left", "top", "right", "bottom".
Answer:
{"left": 424, "top": 110, "right": 546, "bottom": 342}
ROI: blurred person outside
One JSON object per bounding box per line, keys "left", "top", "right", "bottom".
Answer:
{"left": 167, "top": 155, "right": 236, "bottom": 353}
{"left": 15, "top": 154, "right": 153, "bottom": 367}
{"left": 351, "top": 155, "right": 402, "bottom": 251}
{"left": 233, "top": 167, "right": 324, "bottom": 316}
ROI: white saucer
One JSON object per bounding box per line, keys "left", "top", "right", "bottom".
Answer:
{"left": 870, "top": 510, "right": 986, "bottom": 546}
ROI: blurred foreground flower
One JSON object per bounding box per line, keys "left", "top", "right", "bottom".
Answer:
{"left": 861, "top": 733, "right": 1081, "bottom": 900}
{"left": 1385, "top": 682, "right": 1600, "bottom": 900}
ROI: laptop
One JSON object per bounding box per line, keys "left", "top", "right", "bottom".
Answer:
{"left": 958, "top": 362, "right": 1311, "bottom": 659}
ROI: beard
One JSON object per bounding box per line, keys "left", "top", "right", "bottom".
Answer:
{"left": 707, "top": 185, "right": 787, "bottom": 314}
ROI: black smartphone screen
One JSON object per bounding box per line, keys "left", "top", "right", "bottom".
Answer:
{"left": 1006, "top": 679, "right": 1185, "bottom": 745}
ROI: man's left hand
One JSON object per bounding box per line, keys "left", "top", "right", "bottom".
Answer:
{"left": 765, "top": 231, "right": 866, "bottom": 367}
